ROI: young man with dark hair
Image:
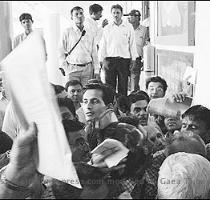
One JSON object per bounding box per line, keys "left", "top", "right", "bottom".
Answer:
{"left": 13, "top": 13, "right": 33, "bottom": 49}
{"left": 181, "top": 105, "right": 210, "bottom": 144}
{"left": 145, "top": 76, "right": 169, "bottom": 134}
{"left": 82, "top": 83, "right": 116, "bottom": 123}
{"left": 81, "top": 82, "right": 117, "bottom": 150}
{"left": 128, "top": 91, "right": 165, "bottom": 154}
{"left": 59, "top": 6, "right": 100, "bottom": 86}
{"left": 99, "top": 4, "right": 138, "bottom": 96}
{"left": 146, "top": 76, "right": 168, "bottom": 100}
{"left": 128, "top": 91, "right": 150, "bottom": 126}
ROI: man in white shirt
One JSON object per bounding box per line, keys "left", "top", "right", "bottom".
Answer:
{"left": 99, "top": 4, "right": 138, "bottom": 96}
{"left": 59, "top": 6, "right": 100, "bottom": 86}
{"left": 13, "top": 13, "right": 33, "bottom": 49}
{"left": 85, "top": 4, "right": 108, "bottom": 51}
{"left": 125, "top": 10, "right": 149, "bottom": 92}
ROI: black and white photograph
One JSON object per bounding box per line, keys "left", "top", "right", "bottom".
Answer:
{"left": 0, "top": 1, "right": 210, "bottom": 199}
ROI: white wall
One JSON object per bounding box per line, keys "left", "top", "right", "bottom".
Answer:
{"left": 193, "top": 1, "right": 210, "bottom": 108}
{"left": 0, "top": 1, "right": 13, "bottom": 63}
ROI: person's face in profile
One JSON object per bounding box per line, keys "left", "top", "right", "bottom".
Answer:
{"left": 128, "top": 15, "right": 140, "bottom": 24}
{"left": 92, "top": 10, "right": 102, "bottom": 20}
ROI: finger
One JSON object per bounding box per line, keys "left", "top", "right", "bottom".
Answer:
{"left": 181, "top": 93, "right": 186, "bottom": 102}
{"left": 177, "top": 94, "right": 183, "bottom": 102}
{"left": 119, "top": 158, "right": 127, "bottom": 164}
{"left": 16, "top": 122, "right": 38, "bottom": 147}
{"left": 92, "top": 148, "right": 119, "bottom": 164}
{"left": 98, "top": 163, "right": 126, "bottom": 174}
{"left": 92, "top": 161, "right": 107, "bottom": 168}
{"left": 109, "top": 164, "right": 126, "bottom": 171}
{"left": 171, "top": 94, "right": 177, "bottom": 102}
{"left": 174, "top": 130, "right": 181, "bottom": 137}
{"left": 102, "top": 147, "right": 119, "bottom": 157}
{"left": 91, "top": 154, "right": 104, "bottom": 164}
{"left": 138, "top": 125, "right": 147, "bottom": 139}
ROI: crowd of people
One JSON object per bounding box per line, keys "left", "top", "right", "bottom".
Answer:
{"left": 0, "top": 3, "right": 210, "bottom": 199}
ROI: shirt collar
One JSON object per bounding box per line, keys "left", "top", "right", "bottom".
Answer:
{"left": 72, "top": 23, "right": 84, "bottom": 33}
{"left": 88, "top": 17, "right": 97, "bottom": 24}
{"left": 111, "top": 19, "right": 126, "bottom": 27}
{"left": 24, "top": 31, "right": 33, "bottom": 37}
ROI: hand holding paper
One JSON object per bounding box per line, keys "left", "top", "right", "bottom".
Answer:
{"left": 0, "top": 31, "right": 81, "bottom": 188}
{"left": 90, "top": 138, "right": 129, "bottom": 168}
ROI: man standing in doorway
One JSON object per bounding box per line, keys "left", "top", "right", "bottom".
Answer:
{"left": 126, "top": 10, "right": 149, "bottom": 92}
{"left": 13, "top": 13, "right": 33, "bottom": 49}
{"left": 59, "top": 6, "right": 100, "bottom": 86}
{"left": 99, "top": 4, "right": 138, "bottom": 96}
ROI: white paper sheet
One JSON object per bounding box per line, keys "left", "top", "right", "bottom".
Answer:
{"left": 0, "top": 31, "right": 81, "bottom": 188}
{"left": 91, "top": 138, "right": 129, "bottom": 168}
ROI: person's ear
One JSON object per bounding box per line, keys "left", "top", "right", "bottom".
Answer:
{"left": 71, "top": 15, "right": 73, "bottom": 20}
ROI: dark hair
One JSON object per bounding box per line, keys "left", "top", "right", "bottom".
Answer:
{"left": 71, "top": 6, "right": 83, "bottom": 16}
{"left": 100, "top": 123, "right": 149, "bottom": 178}
{"left": 145, "top": 76, "right": 168, "bottom": 93}
{"left": 62, "top": 118, "right": 85, "bottom": 134}
{"left": 89, "top": 4, "right": 103, "bottom": 15}
{"left": 19, "top": 13, "right": 33, "bottom": 22}
{"left": 0, "top": 131, "right": 13, "bottom": 154}
{"left": 116, "top": 95, "right": 130, "bottom": 113}
{"left": 50, "top": 83, "right": 65, "bottom": 95}
{"left": 65, "top": 80, "right": 83, "bottom": 91}
{"left": 57, "top": 97, "right": 76, "bottom": 117}
{"left": 111, "top": 4, "right": 123, "bottom": 13}
{"left": 128, "top": 90, "right": 150, "bottom": 104}
{"left": 166, "top": 132, "right": 207, "bottom": 158}
{"left": 182, "top": 105, "right": 210, "bottom": 130}
{"left": 118, "top": 115, "right": 140, "bottom": 128}
{"left": 83, "top": 83, "right": 115, "bottom": 106}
